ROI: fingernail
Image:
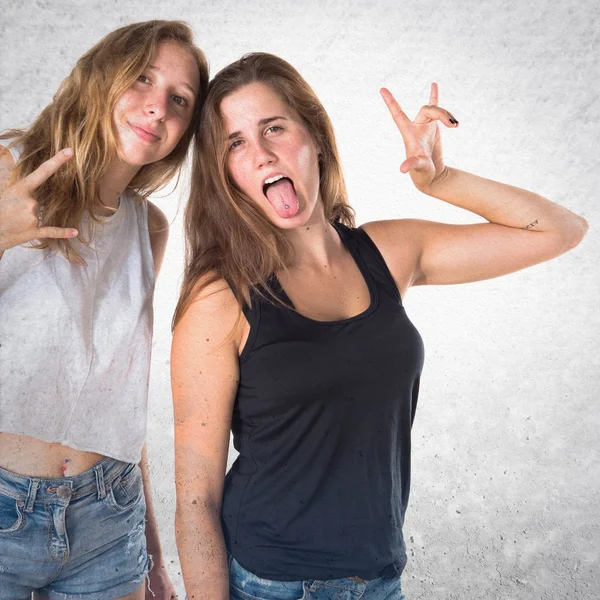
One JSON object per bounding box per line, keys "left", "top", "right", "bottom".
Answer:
{"left": 449, "top": 118, "right": 459, "bottom": 125}
{"left": 70, "top": 229, "right": 78, "bottom": 236}
{"left": 64, "top": 148, "right": 73, "bottom": 156}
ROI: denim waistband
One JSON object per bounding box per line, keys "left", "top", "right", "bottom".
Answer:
{"left": 0, "top": 457, "right": 134, "bottom": 512}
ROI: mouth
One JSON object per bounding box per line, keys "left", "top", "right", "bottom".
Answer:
{"left": 262, "top": 174, "right": 300, "bottom": 219}
{"left": 128, "top": 122, "right": 161, "bottom": 142}
{"left": 262, "top": 174, "right": 293, "bottom": 197}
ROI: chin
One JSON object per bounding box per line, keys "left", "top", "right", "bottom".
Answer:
{"left": 116, "top": 131, "right": 171, "bottom": 167}
{"left": 119, "top": 147, "right": 163, "bottom": 168}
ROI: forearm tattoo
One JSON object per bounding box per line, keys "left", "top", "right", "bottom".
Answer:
{"left": 522, "top": 219, "right": 539, "bottom": 230}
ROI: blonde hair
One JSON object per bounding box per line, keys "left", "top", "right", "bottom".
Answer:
{"left": 1, "top": 20, "right": 209, "bottom": 263}
{"left": 173, "top": 52, "right": 355, "bottom": 328}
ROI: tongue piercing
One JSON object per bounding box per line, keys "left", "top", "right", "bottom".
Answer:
{"left": 284, "top": 204, "right": 290, "bottom": 209}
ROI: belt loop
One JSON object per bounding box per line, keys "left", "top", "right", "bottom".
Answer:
{"left": 94, "top": 463, "right": 106, "bottom": 500}
{"left": 24, "top": 478, "right": 40, "bottom": 513}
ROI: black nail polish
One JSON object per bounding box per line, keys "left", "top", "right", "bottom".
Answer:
{"left": 449, "top": 117, "right": 458, "bottom": 125}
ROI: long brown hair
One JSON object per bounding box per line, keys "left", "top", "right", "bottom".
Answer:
{"left": 173, "top": 52, "right": 354, "bottom": 327}
{"left": 1, "top": 20, "right": 209, "bottom": 264}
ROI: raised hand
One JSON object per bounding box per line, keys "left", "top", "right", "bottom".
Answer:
{"left": 380, "top": 83, "right": 458, "bottom": 193}
{"left": 0, "top": 148, "right": 78, "bottom": 251}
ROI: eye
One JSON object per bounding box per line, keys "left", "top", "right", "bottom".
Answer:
{"left": 265, "top": 125, "right": 283, "bottom": 134}
{"left": 137, "top": 74, "right": 151, "bottom": 84}
{"left": 229, "top": 139, "right": 243, "bottom": 151}
{"left": 171, "top": 95, "right": 189, "bottom": 107}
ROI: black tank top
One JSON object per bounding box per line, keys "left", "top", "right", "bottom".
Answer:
{"left": 222, "top": 222, "right": 424, "bottom": 581}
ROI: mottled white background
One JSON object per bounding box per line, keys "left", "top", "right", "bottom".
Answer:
{"left": 1, "top": 0, "right": 598, "bottom": 598}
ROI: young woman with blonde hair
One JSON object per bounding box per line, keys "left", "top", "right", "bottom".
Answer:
{"left": 0, "top": 20, "right": 208, "bottom": 599}
{"left": 171, "top": 53, "right": 587, "bottom": 599}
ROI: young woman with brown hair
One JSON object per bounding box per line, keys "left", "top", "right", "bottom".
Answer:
{"left": 0, "top": 20, "right": 208, "bottom": 599}
{"left": 171, "top": 53, "right": 587, "bottom": 599}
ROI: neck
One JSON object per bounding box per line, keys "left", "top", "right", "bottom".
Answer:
{"left": 96, "top": 160, "right": 140, "bottom": 216}
{"left": 282, "top": 204, "right": 343, "bottom": 270}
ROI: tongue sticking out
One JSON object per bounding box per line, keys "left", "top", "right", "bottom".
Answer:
{"left": 265, "top": 178, "right": 299, "bottom": 219}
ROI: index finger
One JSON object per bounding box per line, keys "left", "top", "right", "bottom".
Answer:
{"left": 380, "top": 88, "right": 412, "bottom": 130}
{"left": 22, "top": 148, "right": 73, "bottom": 190}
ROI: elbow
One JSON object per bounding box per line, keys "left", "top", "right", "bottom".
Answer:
{"left": 563, "top": 215, "right": 589, "bottom": 250}
{"left": 175, "top": 492, "right": 222, "bottom": 523}
{"left": 552, "top": 214, "right": 589, "bottom": 253}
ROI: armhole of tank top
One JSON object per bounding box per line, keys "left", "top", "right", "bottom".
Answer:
{"left": 355, "top": 226, "right": 403, "bottom": 305}
{"left": 225, "top": 279, "right": 261, "bottom": 364}
{"left": 239, "top": 295, "right": 261, "bottom": 364}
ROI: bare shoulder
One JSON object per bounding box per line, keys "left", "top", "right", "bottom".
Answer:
{"left": 147, "top": 199, "right": 169, "bottom": 233}
{"left": 360, "top": 219, "right": 427, "bottom": 292}
{"left": 180, "top": 276, "right": 239, "bottom": 316}
{"left": 145, "top": 200, "right": 169, "bottom": 277}
{"left": 361, "top": 218, "right": 426, "bottom": 244}
{"left": 171, "top": 275, "right": 243, "bottom": 431}
{"left": 172, "top": 276, "right": 244, "bottom": 350}
{"left": 147, "top": 199, "right": 169, "bottom": 246}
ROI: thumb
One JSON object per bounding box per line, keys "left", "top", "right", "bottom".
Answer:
{"left": 400, "top": 156, "right": 430, "bottom": 174}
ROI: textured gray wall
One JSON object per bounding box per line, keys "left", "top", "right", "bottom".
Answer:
{"left": 1, "top": 1, "right": 598, "bottom": 598}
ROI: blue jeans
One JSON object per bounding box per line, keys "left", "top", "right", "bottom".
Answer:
{"left": 228, "top": 554, "right": 406, "bottom": 600}
{"left": 0, "top": 457, "right": 151, "bottom": 600}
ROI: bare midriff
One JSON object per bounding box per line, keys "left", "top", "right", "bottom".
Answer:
{"left": 0, "top": 432, "right": 106, "bottom": 478}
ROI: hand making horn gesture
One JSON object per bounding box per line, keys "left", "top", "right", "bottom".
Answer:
{"left": 0, "top": 148, "right": 78, "bottom": 251}
{"left": 380, "top": 83, "right": 459, "bottom": 193}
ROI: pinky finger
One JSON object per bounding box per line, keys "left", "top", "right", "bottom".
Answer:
{"left": 429, "top": 82, "right": 439, "bottom": 106}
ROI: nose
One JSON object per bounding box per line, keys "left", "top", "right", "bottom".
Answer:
{"left": 145, "top": 92, "right": 168, "bottom": 121}
{"left": 254, "top": 139, "right": 276, "bottom": 168}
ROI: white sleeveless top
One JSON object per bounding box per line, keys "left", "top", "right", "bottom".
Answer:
{"left": 0, "top": 141, "right": 154, "bottom": 463}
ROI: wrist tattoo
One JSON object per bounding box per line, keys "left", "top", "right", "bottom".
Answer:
{"left": 522, "top": 219, "right": 539, "bottom": 230}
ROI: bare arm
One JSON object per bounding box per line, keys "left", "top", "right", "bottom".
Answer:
{"left": 141, "top": 201, "right": 174, "bottom": 598}
{"left": 147, "top": 200, "right": 169, "bottom": 280}
{"left": 139, "top": 444, "right": 164, "bottom": 563}
{"left": 171, "top": 279, "right": 243, "bottom": 600}
{"left": 363, "top": 173, "right": 587, "bottom": 290}
{"left": 364, "top": 87, "right": 588, "bottom": 291}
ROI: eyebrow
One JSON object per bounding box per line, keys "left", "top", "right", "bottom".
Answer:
{"left": 147, "top": 64, "right": 198, "bottom": 98}
{"left": 228, "top": 116, "right": 288, "bottom": 140}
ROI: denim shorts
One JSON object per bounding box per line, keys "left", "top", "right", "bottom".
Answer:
{"left": 0, "top": 457, "right": 151, "bottom": 600}
{"left": 228, "top": 553, "right": 406, "bottom": 600}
